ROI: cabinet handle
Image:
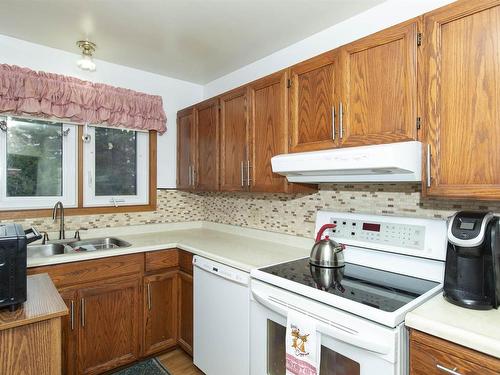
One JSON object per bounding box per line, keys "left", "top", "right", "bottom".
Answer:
{"left": 80, "top": 298, "right": 85, "bottom": 328}
{"left": 70, "top": 300, "right": 74, "bottom": 331}
{"left": 188, "top": 165, "right": 192, "bottom": 186}
{"left": 192, "top": 167, "right": 196, "bottom": 187}
{"left": 247, "top": 160, "right": 251, "bottom": 187}
{"left": 241, "top": 161, "right": 245, "bottom": 187}
{"left": 147, "top": 282, "right": 152, "bottom": 311}
{"left": 339, "top": 102, "right": 343, "bottom": 139}
{"left": 436, "top": 364, "right": 461, "bottom": 375}
{"left": 332, "top": 106, "right": 336, "bottom": 140}
{"left": 426, "top": 144, "right": 432, "bottom": 188}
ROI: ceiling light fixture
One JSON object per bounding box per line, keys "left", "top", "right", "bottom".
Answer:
{"left": 76, "top": 40, "right": 97, "bottom": 72}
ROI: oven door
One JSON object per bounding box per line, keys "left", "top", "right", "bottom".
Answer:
{"left": 250, "top": 279, "right": 406, "bottom": 375}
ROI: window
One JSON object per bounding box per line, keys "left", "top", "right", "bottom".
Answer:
{"left": 0, "top": 116, "right": 154, "bottom": 214}
{"left": 0, "top": 116, "right": 77, "bottom": 209}
{"left": 83, "top": 126, "right": 149, "bottom": 207}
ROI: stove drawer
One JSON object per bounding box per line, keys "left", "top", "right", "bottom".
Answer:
{"left": 409, "top": 330, "right": 500, "bottom": 375}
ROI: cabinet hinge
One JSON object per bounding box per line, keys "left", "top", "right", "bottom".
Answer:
{"left": 416, "top": 117, "right": 421, "bottom": 130}
{"left": 287, "top": 79, "right": 291, "bottom": 88}
{"left": 416, "top": 33, "right": 422, "bottom": 47}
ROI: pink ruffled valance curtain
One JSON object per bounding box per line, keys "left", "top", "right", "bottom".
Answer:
{"left": 0, "top": 64, "right": 167, "bottom": 134}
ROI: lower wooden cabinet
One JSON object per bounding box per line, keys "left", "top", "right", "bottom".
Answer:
{"left": 177, "top": 271, "right": 194, "bottom": 355}
{"left": 410, "top": 329, "right": 500, "bottom": 375}
{"left": 77, "top": 276, "right": 141, "bottom": 375}
{"left": 143, "top": 271, "right": 178, "bottom": 355}
{"left": 29, "top": 251, "right": 194, "bottom": 375}
{"left": 59, "top": 289, "right": 78, "bottom": 375}
{"left": 57, "top": 277, "right": 142, "bottom": 375}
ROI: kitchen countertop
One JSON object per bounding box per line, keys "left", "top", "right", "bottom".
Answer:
{"left": 0, "top": 274, "right": 68, "bottom": 331}
{"left": 405, "top": 294, "right": 500, "bottom": 358}
{"left": 27, "top": 221, "right": 313, "bottom": 272}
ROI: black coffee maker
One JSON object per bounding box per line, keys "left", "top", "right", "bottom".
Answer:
{"left": 443, "top": 211, "right": 500, "bottom": 310}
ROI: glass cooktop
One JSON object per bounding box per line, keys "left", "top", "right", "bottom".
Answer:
{"left": 259, "top": 258, "right": 439, "bottom": 312}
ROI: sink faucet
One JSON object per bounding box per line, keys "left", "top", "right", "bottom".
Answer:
{"left": 52, "top": 201, "right": 65, "bottom": 240}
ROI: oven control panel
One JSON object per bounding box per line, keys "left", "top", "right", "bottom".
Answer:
{"left": 315, "top": 211, "right": 447, "bottom": 260}
{"left": 328, "top": 218, "right": 426, "bottom": 250}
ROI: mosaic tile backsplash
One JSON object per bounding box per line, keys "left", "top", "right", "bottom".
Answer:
{"left": 3, "top": 184, "right": 500, "bottom": 239}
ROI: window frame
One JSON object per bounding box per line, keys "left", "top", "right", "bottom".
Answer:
{"left": 0, "top": 116, "right": 78, "bottom": 210}
{"left": 82, "top": 125, "right": 150, "bottom": 207}
{"left": 0, "top": 115, "right": 157, "bottom": 219}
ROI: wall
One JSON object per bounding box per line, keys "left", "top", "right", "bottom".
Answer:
{"left": 4, "top": 189, "right": 206, "bottom": 234}
{"left": 3, "top": 0, "right": 499, "bottom": 238}
{"left": 8, "top": 184, "right": 500, "bottom": 239}
{"left": 0, "top": 34, "right": 204, "bottom": 188}
{"left": 203, "top": 0, "right": 456, "bottom": 97}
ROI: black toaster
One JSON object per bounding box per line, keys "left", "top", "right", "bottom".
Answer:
{"left": 0, "top": 224, "right": 41, "bottom": 311}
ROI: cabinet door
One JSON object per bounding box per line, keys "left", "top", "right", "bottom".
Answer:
{"left": 422, "top": 0, "right": 500, "bottom": 199}
{"left": 77, "top": 277, "right": 141, "bottom": 375}
{"left": 177, "top": 107, "right": 195, "bottom": 190}
{"left": 177, "top": 271, "right": 193, "bottom": 355}
{"left": 248, "top": 71, "right": 288, "bottom": 192}
{"left": 339, "top": 20, "right": 418, "bottom": 147}
{"left": 289, "top": 51, "right": 340, "bottom": 152}
{"left": 194, "top": 98, "right": 219, "bottom": 191}
{"left": 220, "top": 88, "right": 249, "bottom": 191}
{"left": 59, "top": 289, "right": 78, "bottom": 375}
{"left": 143, "top": 271, "right": 178, "bottom": 356}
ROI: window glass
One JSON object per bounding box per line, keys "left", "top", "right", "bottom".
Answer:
{"left": 94, "top": 127, "right": 137, "bottom": 196}
{"left": 6, "top": 118, "right": 63, "bottom": 197}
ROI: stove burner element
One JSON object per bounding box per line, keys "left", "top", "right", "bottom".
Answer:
{"left": 260, "top": 258, "right": 439, "bottom": 312}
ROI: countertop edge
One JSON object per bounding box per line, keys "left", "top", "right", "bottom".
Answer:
{"left": 0, "top": 274, "right": 68, "bottom": 331}
{"left": 27, "top": 224, "right": 312, "bottom": 272}
{"left": 405, "top": 311, "right": 500, "bottom": 359}
{"left": 28, "top": 241, "right": 257, "bottom": 272}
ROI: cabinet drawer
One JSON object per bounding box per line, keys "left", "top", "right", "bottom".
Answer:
{"left": 410, "top": 341, "right": 497, "bottom": 375}
{"left": 28, "top": 254, "right": 143, "bottom": 288}
{"left": 409, "top": 330, "right": 500, "bottom": 375}
{"left": 145, "top": 249, "right": 179, "bottom": 272}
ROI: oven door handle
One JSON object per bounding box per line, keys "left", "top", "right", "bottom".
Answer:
{"left": 252, "top": 289, "right": 391, "bottom": 356}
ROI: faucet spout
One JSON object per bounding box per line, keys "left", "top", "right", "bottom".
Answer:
{"left": 52, "top": 201, "right": 65, "bottom": 240}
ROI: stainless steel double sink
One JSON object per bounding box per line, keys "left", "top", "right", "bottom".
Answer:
{"left": 27, "top": 237, "right": 132, "bottom": 258}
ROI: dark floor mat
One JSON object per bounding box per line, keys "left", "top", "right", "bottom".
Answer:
{"left": 111, "top": 358, "right": 171, "bottom": 375}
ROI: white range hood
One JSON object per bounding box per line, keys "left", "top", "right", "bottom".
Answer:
{"left": 271, "top": 141, "right": 422, "bottom": 183}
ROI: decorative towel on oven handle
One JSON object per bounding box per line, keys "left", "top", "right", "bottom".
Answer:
{"left": 285, "top": 311, "right": 320, "bottom": 375}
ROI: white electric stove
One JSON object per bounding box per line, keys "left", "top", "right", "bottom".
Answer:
{"left": 250, "top": 211, "right": 448, "bottom": 375}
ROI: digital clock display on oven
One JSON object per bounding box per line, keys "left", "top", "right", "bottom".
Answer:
{"left": 362, "top": 223, "right": 381, "bottom": 232}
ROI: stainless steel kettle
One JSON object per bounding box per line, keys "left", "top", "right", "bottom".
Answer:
{"left": 309, "top": 223, "right": 345, "bottom": 268}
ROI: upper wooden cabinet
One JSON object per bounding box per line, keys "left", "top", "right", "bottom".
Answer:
{"left": 220, "top": 87, "right": 249, "bottom": 191}
{"left": 422, "top": 0, "right": 500, "bottom": 199}
{"left": 339, "top": 20, "right": 419, "bottom": 147}
{"left": 176, "top": 0, "right": 500, "bottom": 199}
{"left": 288, "top": 51, "right": 340, "bottom": 152}
{"left": 176, "top": 107, "right": 195, "bottom": 190}
{"left": 194, "top": 98, "right": 220, "bottom": 191}
{"left": 248, "top": 71, "right": 289, "bottom": 192}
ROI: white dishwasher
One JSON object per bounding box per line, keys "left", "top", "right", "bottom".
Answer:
{"left": 193, "top": 255, "right": 250, "bottom": 375}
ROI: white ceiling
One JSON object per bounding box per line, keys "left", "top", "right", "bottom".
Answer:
{"left": 0, "top": 0, "right": 385, "bottom": 84}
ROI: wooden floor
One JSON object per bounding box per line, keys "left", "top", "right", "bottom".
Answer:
{"left": 157, "top": 349, "right": 204, "bottom": 375}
